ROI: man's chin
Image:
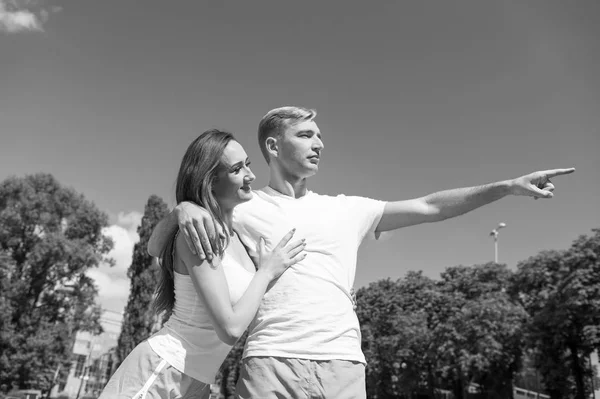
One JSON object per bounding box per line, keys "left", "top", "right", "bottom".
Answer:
{"left": 302, "top": 166, "right": 319, "bottom": 177}
{"left": 283, "top": 163, "right": 319, "bottom": 179}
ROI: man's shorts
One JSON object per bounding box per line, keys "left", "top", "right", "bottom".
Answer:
{"left": 99, "top": 340, "right": 210, "bottom": 399}
{"left": 235, "top": 356, "right": 366, "bottom": 399}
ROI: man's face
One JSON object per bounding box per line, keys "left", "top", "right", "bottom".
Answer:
{"left": 277, "top": 120, "right": 324, "bottom": 178}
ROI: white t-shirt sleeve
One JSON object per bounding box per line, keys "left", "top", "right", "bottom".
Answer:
{"left": 341, "top": 195, "right": 387, "bottom": 242}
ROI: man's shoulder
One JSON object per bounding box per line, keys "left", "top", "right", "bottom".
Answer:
{"left": 304, "top": 191, "right": 380, "bottom": 208}
{"left": 310, "top": 191, "right": 375, "bottom": 203}
{"left": 241, "top": 187, "right": 272, "bottom": 206}
{"left": 232, "top": 188, "right": 270, "bottom": 220}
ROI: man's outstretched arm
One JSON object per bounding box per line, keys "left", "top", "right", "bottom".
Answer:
{"left": 376, "top": 168, "right": 575, "bottom": 233}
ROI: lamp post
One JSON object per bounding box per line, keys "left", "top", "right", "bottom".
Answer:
{"left": 489, "top": 222, "right": 507, "bottom": 263}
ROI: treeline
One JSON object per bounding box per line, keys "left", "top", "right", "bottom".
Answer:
{"left": 214, "top": 234, "right": 600, "bottom": 399}
{"left": 1, "top": 173, "right": 598, "bottom": 399}
{"left": 356, "top": 235, "right": 600, "bottom": 399}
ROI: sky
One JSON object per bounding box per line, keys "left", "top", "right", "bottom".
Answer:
{"left": 1, "top": 0, "right": 599, "bottom": 315}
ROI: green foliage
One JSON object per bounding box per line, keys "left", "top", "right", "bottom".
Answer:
{"left": 439, "top": 264, "right": 527, "bottom": 398}
{"left": 353, "top": 229, "right": 599, "bottom": 399}
{"left": 214, "top": 332, "right": 247, "bottom": 398}
{"left": 116, "top": 195, "right": 168, "bottom": 364}
{"left": 0, "top": 173, "right": 112, "bottom": 392}
{"left": 511, "top": 228, "right": 600, "bottom": 399}
{"left": 356, "top": 273, "right": 459, "bottom": 398}
{"left": 357, "top": 264, "right": 527, "bottom": 398}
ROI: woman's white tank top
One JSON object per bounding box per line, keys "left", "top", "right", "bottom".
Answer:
{"left": 148, "top": 233, "right": 255, "bottom": 383}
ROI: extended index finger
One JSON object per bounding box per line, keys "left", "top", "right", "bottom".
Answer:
{"left": 544, "top": 168, "right": 575, "bottom": 178}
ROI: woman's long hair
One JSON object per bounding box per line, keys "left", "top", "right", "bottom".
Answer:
{"left": 153, "top": 129, "right": 236, "bottom": 317}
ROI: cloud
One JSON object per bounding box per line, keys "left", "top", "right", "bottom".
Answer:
{"left": 87, "top": 268, "right": 130, "bottom": 308}
{"left": 87, "top": 211, "right": 143, "bottom": 314}
{"left": 0, "top": 0, "right": 60, "bottom": 33}
{"left": 116, "top": 211, "right": 143, "bottom": 238}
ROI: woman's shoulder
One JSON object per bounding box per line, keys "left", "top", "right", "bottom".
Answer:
{"left": 174, "top": 229, "right": 200, "bottom": 266}
{"left": 175, "top": 227, "right": 230, "bottom": 269}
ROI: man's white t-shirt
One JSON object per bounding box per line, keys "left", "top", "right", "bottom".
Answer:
{"left": 233, "top": 186, "right": 386, "bottom": 364}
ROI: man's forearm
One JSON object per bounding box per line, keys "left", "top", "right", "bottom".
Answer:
{"left": 147, "top": 210, "right": 179, "bottom": 257}
{"left": 424, "top": 180, "right": 512, "bottom": 222}
{"left": 379, "top": 168, "right": 571, "bottom": 232}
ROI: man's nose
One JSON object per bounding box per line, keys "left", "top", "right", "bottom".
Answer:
{"left": 312, "top": 137, "right": 324, "bottom": 152}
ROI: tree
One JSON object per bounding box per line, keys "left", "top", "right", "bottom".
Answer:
{"left": 394, "top": 272, "right": 461, "bottom": 399}
{"left": 440, "top": 263, "right": 527, "bottom": 399}
{"left": 356, "top": 278, "right": 403, "bottom": 398}
{"left": 356, "top": 273, "right": 459, "bottom": 398}
{"left": 116, "top": 195, "right": 168, "bottom": 364}
{"left": 356, "top": 265, "right": 527, "bottom": 399}
{"left": 444, "top": 293, "right": 526, "bottom": 398}
{"left": 215, "top": 332, "right": 247, "bottom": 398}
{"left": 0, "top": 173, "right": 112, "bottom": 392}
{"left": 0, "top": 251, "right": 17, "bottom": 383}
{"left": 510, "top": 228, "right": 600, "bottom": 399}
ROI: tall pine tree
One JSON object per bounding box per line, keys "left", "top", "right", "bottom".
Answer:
{"left": 116, "top": 195, "right": 168, "bottom": 364}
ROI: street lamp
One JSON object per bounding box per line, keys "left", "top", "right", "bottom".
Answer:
{"left": 489, "top": 222, "right": 507, "bottom": 263}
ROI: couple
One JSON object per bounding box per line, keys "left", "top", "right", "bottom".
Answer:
{"left": 101, "top": 106, "right": 574, "bottom": 398}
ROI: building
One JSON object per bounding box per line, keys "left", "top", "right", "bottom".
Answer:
{"left": 50, "top": 310, "right": 123, "bottom": 399}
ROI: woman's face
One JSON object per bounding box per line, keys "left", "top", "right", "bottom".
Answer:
{"left": 213, "top": 140, "right": 255, "bottom": 210}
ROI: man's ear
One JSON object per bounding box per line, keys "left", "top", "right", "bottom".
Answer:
{"left": 265, "top": 137, "right": 278, "bottom": 158}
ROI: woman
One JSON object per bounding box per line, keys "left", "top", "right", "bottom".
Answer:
{"left": 99, "top": 129, "right": 306, "bottom": 399}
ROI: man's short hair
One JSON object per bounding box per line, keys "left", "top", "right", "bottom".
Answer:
{"left": 257, "top": 106, "right": 317, "bottom": 163}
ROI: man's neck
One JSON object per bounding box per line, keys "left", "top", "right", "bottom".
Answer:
{"left": 268, "top": 167, "right": 308, "bottom": 198}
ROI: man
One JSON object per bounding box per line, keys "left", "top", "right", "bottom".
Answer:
{"left": 148, "top": 106, "right": 574, "bottom": 398}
